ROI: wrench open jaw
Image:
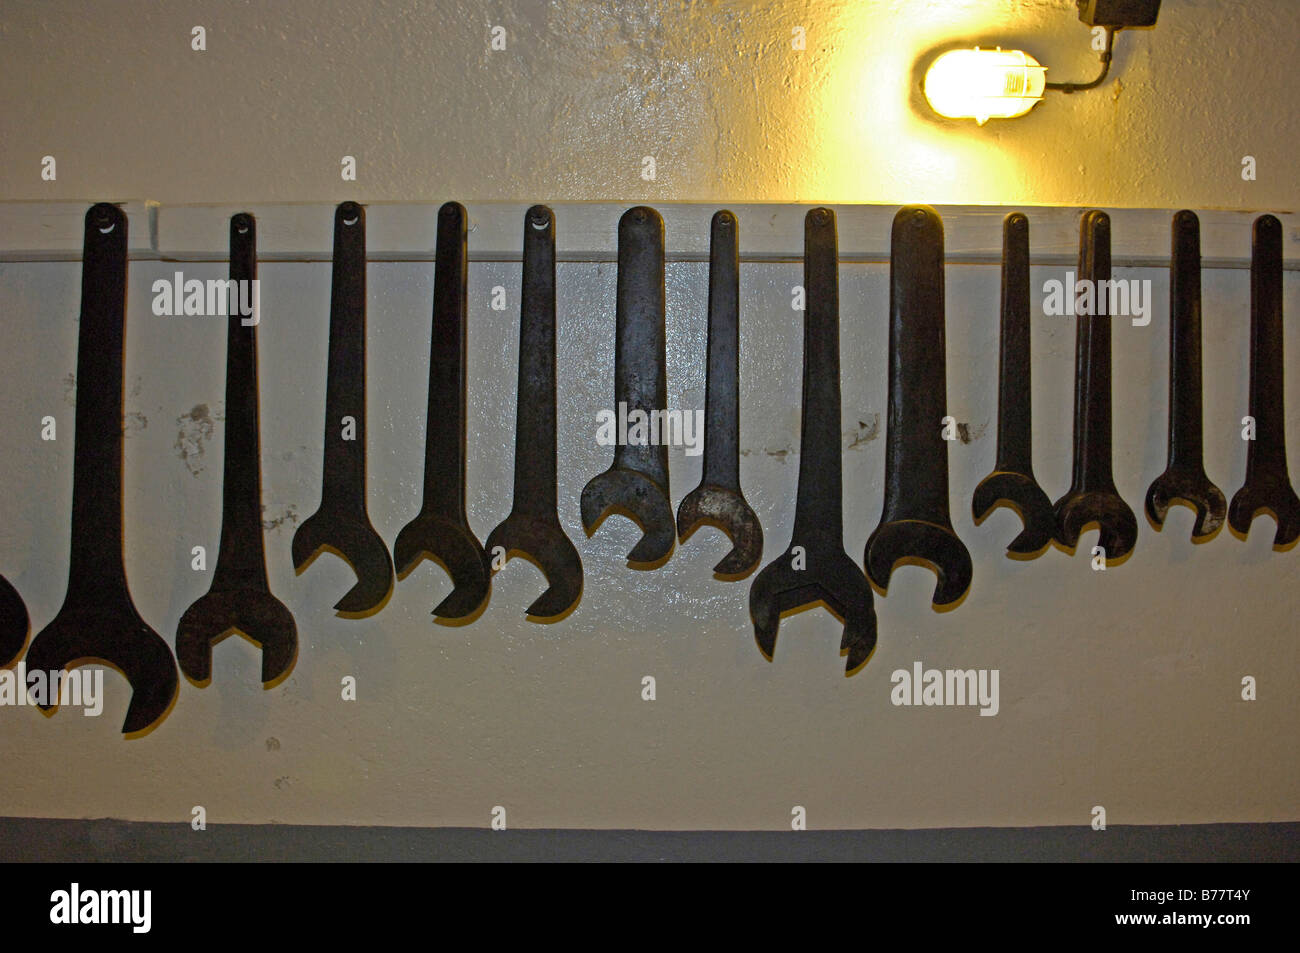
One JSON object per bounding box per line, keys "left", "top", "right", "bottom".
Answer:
{"left": 177, "top": 213, "right": 298, "bottom": 686}
{"left": 292, "top": 514, "right": 394, "bottom": 614}
{"left": 394, "top": 515, "right": 491, "bottom": 619}
{"left": 1228, "top": 478, "right": 1300, "bottom": 548}
{"left": 1145, "top": 211, "right": 1226, "bottom": 541}
{"left": 26, "top": 203, "right": 179, "bottom": 735}
{"left": 1053, "top": 492, "right": 1140, "bottom": 560}
{"left": 580, "top": 470, "right": 675, "bottom": 567}
{"left": 176, "top": 590, "right": 296, "bottom": 685}
{"left": 395, "top": 202, "right": 491, "bottom": 620}
{"left": 27, "top": 602, "right": 179, "bottom": 735}
{"left": 293, "top": 202, "right": 395, "bottom": 615}
{"left": 0, "top": 575, "right": 27, "bottom": 667}
{"left": 676, "top": 486, "right": 762, "bottom": 577}
{"left": 1228, "top": 214, "right": 1300, "bottom": 548}
{"left": 865, "top": 206, "right": 972, "bottom": 607}
{"left": 748, "top": 208, "right": 875, "bottom": 674}
{"left": 487, "top": 206, "right": 583, "bottom": 619}
{"left": 580, "top": 207, "right": 675, "bottom": 568}
{"left": 750, "top": 548, "right": 876, "bottom": 672}
{"left": 972, "top": 213, "right": 1055, "bottom": 557}
{"left": 676, "top": 210, "right": 763, "bottom": 578}
{"left": 1052, "top": 211, "right": 1138, "bottom": 562}
{"left": 485, "top": 514, "right": 582, "bottom": 619}
{"left": 972, "top": 473, "right": 1055, "bottom": 556}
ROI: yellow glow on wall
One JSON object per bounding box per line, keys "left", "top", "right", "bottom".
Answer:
{"left": 797, "top": 1, "right": 1041, "bottom": 205}
{"left": 923, "top": 48, "right": 1046, "bottom": 124}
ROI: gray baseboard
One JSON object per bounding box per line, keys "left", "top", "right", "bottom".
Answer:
{"left": 1, "top": 817, "right": 1296, "bottom": 862}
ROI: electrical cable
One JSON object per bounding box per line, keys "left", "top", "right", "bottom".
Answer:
{"left": 1046, "top": 26, "right": 1118, "bottom": 93}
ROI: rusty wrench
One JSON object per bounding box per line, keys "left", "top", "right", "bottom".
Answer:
{"left": 292, "top": 202, "right": 395, "bottom": 613}
{"left": 484, "top": 205, "right": 582, "bottom": 618}
{"left": 1052, "top": 210, "right": 1139, "bottom": 561}
{"left": 25, "top": 203, "right": 179, "bottom": 734}
{"left": 1228, "top": 214, "right": 1300, "bottom": 546}
{"left": 865, "top": 206, "right": 973, "bottom": 605}
{"left": 749, "top": 208, "right": 875, "bottom": 673}
{"left": 972, "top": 212, "right": 1055, "bottom": 555}
{"left": 1145, "top": 210, "right": 1227, "bottom": 540}
{"left": 394, "top": 202, "right": 491, "bottom": 618}
{"left": 580, "top": 206, "right": 675, "bottom": 566}
{"left": 176, "top": 214, "right": 297, "bottom": 684}
{"left": 0, "top": 575, "right": 26, "bottom": 666}
{"left": 676, "top": 210, "right": 763, "bottom": 577}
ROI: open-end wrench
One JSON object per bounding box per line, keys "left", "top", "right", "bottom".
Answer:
{"left": 484, "top": 205, "right": 581, "bottom": 618}
{"left": 1228, "top": 213, "right": 1300, "bottom": 546}
{"left": 973, "top": 212, "right": 1055, "bottom": 555}
{"left": 749, "top": 208, "right": 875, "bottom": 673}
{"left": 25, "top": 203, "right": 179, "bottom": 734}
{"left": 177, "top": 214, "right": 297, "bottom": 684}
{"left": 394, "top": 201, "right": 491, "bottom": 618}
{"left": 292, "top": 202, "right": 395, "bottom": 613}
{"left": 1053, "top": 210, "right": 1139, "bottom": 561}
{"left": 580, "top": 206, "right": 675, "bottom": 566}
{"left": 0, "top": 575, "right": 29, "bottom": 667}
{"left": 1145, "top": 210, "right": 1227, "bottom": 540}
{"left": 676, "top": 210, "right": 763, "bottom": 577}
{"left": 865, "top": 206, "right": 973, "bottom": 605}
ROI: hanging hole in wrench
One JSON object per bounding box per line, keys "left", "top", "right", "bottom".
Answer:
{"left": 340, "top": 202, "right": 361, "bottom": 226}
{"left": 529, "top": 209, "right": 550, "bottom": 231}
{"left": 234, "top": 214, "right": 252, "bottom": 235}
{"left": 92, "top": 205, "right": 116, "bottom": 234}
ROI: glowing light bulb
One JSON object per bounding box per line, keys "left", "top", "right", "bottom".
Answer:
{"left": 923, "top": 47, "right": 1047, "bottom": 125}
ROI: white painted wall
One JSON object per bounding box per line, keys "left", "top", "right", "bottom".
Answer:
{"left": 1, "top": 0, "right": 1296, "bottom": 210}
{"left": 0, "top": 1, "right": 1296, "bottom": 830}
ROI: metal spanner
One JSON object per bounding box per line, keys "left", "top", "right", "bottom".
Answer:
{"left": 394, "top": 202, "right": 492, "bottom": 618}
{"left": 0, "top": 575, "right": 26, "bottom": 667}
{"left": 1052, "top": 210, "right": 1139, "bottom": 561}
{"left": 676, "top": 210, "right": 763, "bottom": 577}
{"left": 485, "top": 206, "right": 583, "bottom": 619}
{"left": 176, "top": 214, "right": 298, "bottom": 684}
{"left": 580, "top": 207, "right": 676, "bottom": 567}
{"left": 25, "top": 203, "right": 179, "bottom": 734}
{"left": 749, "top": 208, "right": 875, "bottom": 673}
{"left": 1145, "top": 210, "right": 1226, "bottom": 540}
{"left": 865, "top": 206, "right": 973, "bottom": 605}
{"left": 292, "top": 202, "right": 395, "bottom": 614}
{"left": 972, "top": 212, "right": 1055, "bottom": 555}
{"left": 1228, "top": 213, "right": 1300, "bottom": 546}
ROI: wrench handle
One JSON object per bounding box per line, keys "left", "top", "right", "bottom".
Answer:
{"left": 791, "top": 208, "right": 843, "bottom": 541}
{"left": 881, "top": 206, "right": 952, "bottom": 524}
{"left": 320, "top": 202, "right": 369, "bottom": 515}
{"left": 1070, "top": 210, "right": 1117, "bottom": 493}
{"left": 996, "top": 212, "right": 1035, "bottom": 475}
{"left": 423, "top": 202, "right": 470, "bottom": 517}
{"left": 1248, "top": 214, "right": 1287, "bottom": 476}
{"left": 1167, "top": 210, "right": 1205, "bottom": 470}
{"left": 611, "top": 207, "right": 669, "bottom": 490}
{"left": 67, "top": 204, "right": 130, "bottom": 593}
{"left": 212, "top": 213, "right": 269, "bottom": 591}
{"left": 512, "top": 205, "right": 558, "bottom": 517}
{"left": 702, "top": 210, "right": 741, "bottom": 489}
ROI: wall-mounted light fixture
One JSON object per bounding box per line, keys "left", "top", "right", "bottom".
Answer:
{"left": 922, "top": 0, "right": 1161, "bottom": 125}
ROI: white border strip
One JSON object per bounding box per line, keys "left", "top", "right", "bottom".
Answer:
{"left": 0, "top": 201, "right": 156, "bottom": 260}
{"left": 2, "top": 201, "right": 1297, "bottom": 269}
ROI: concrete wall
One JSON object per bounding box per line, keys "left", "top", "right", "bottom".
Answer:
{"left": 0, "top": 1, "right": 1296, "bottom": 830}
